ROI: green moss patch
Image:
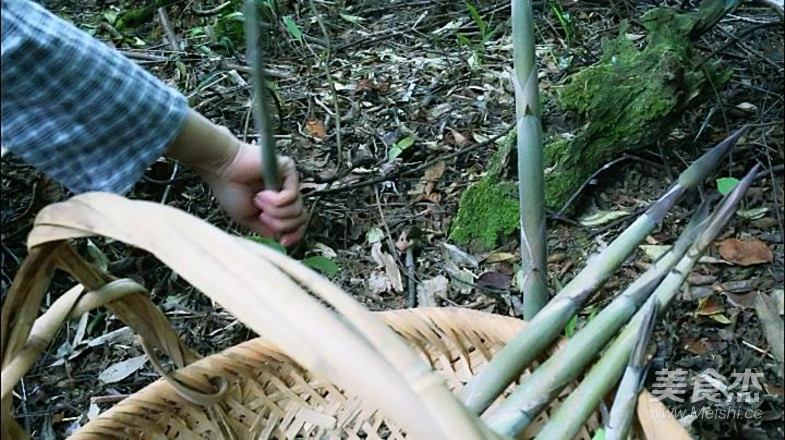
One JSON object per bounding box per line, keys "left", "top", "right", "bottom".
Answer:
{"left": 450, "top": 134, "right": 520, "bottom": 249}
{"left": 450, "top": 177, "right": 520, "bottom": 249}
{"left": 543, "top": 5, "right": 732, "bottom": 211}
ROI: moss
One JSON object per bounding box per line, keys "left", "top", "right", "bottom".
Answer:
{"left": 449, "top": 177, "right": 520, "bottom": 249}
{"left": 542, "top": 5, "right": 732, "bottom": 211}
{"left": 450, "top": 134, "right": 520, "bottom": 249}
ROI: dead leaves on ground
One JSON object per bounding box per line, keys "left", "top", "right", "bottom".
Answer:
{"left": 411, "top": 160, "right": 446, "bottom": 202}
{"left": 370, "top": 242, "right": 403, "bottom": 293}
{"left": 305, "top": 119, "right": 327, "bottom": 140}
{"left": 717, "top": 238, "right": 774, "bottom": 266}
{"left": 754, "top": 292, "right": 785, "bottom": 364}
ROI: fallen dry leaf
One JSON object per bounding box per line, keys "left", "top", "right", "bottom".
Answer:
{"left": 637, "top": 389, "right": 693, "bottom": 440}
{"left": 765, "top": 382, "right": 784, "bottom": 397}
{"left": 639, "top": 245, "right": 671, "bottom": 261}
{"left": 440, "top": 242, "right": 479, "bottom": 268}
{"left": 718, "top": 278, "right": 758, "bottom": 293}
{"left": 772, "top": 289, "right": 784, "bottom": 315}
{"left": 684, "top": 340, "right": 709, "bottom": 355}
{"left": 485, "top": 252, "right": 517, "bottom": 264}
{"left": 306, "top": 119, "right": 327, "bottom": 139}
{"left": 546, "top": 252, "right": 568, "bottom": 264}
{"left": 423, "top": 161, "right": 446, "bottom": 195}
{"left": 98, "top": 354, "right": 147, "bottom": 384}
{"left": 696, "top": 295, "right": 725, "bottom": 316}
{"left": 417, "top": 275, "right": 448, "bottom": 307}
{"left": 355, "top": 79, "right": 373, "bottom": 93}
{"left": 754, "top": 293, "right": 785, "bottom": 363}
{"left": 476, "top": 271, "right": 511, "bottom": 291}
{"left": 445, "top": 129, "right": 470, "bottom": 147}
{"left": 687, "top": 274, "right": 716, "bottom": 286}
{"left": 724, "top": 291, "right": 759, "bottom": 309}
{"left": 717, "top": 238, "right": 773, "bottom": 266}
{"left": 368, "top": 271, "right": 389, "bottom": 295}
{"left": 371, "top": 242, "right": 403, "bottom": 292}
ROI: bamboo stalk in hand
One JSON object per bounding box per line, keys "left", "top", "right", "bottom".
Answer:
{"left": 244, "top": 0, "right": 280, "bottom": 190}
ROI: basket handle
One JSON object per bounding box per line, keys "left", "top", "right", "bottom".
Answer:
{"left": 0, "top": 242, "right": 229, "bottom": 439}
{"left": 17, "top": 192, "right": 505, "bottom": 440}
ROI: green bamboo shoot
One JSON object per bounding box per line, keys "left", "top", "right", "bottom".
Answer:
{"left": 533, "top": 164, "right": 760, "bottom": 440}
{"left": 459, "top": 128, "right": 746, "bottom": 414}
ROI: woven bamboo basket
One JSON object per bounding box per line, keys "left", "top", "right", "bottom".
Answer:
{"left": 1, "top": 193, "right": 601, "bottom": 440}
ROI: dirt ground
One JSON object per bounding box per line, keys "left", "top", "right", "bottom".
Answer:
{"left": 1, "top": 0, "right": 783, "bottom": 439}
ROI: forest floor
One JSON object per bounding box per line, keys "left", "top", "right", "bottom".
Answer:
{"left": 1, "top": 0, "right": 783, "bottom": 439}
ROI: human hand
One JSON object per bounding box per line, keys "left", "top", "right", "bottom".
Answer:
{"left": 167, "top": 110, "right": 306, "bottom": 246}
{"left": 207, "top": 145, "right": 306, "bottom": 247}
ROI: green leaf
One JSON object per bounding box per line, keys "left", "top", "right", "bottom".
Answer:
{"left": 465, "top": 2, "right": 486, "bottom": 34}
{"left": 86, "top": 239, "right": 109, "bottom": 272}
{"left": 103, "top": 9, "right": 118, "bottom": 25}
{"left": 397, "top": 136, "right": 416, "bottom": 149}
{"left": 592, "top": 428, "right": 606, "bottom": 440}
{"left": 282, "top": 16, "right": 303, "bottom": 42}
{"left": 456, "top": 33, "right": 472, "bottom": 47}
{"left": 366, "top": 227, "right": 385, "bottom": 244}
{"left": 224, "top": 11, "right": 244, "bottom": 22}
{"left": 387, "top": 136, "right": 416, "bottom": 160}
{"left": 587, "top": 307, "right": 599, "bottom": 323}
{"left": 303, "top": 256, "right": 339, "bottom": 276}
{"left": 565, "top": 314, "right": 578, "bottom": 338}
{"left": 246, "top": 235, "right": 287, "bottom": 254}
{"left": 716, "top": 177, "right": 740, "bottom": 196}
{"left": 339, "top": 13, "right": 365, "bottom": 24}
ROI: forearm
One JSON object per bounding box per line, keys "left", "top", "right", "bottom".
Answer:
{"left": 166, "top": 110, "right": 241, "bottom": 180}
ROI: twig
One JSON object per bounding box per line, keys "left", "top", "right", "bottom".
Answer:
{"left": 587, "top": 206, "right": 647, "bottom": 238}
{"left": 157, "top": 7, "right": 180, "bottom": 51}
{"left": 99, "top": 22, "right": 123, "bottom": 39}
{"left": 160, "top": 162, "right": 180, "bottom": 205}
{"left": 192, "top": 0, "right": 232, "bottom": 15}
{"left": 20, "top": 380, "right": 31, "bottom": 433}
{"left": 374, "top": 187, "right": 408, "bottom": 293}
{"left": 308, "top": 0, "right": 344, "bottom": 173}
{"left": 90, "top": 394, "right": 131, "bottom": 404}
{"left": 756, "top": 0, "right": 784, "bottom": 17}
{"left": 304, "top": 124, "right": 514, "bottom": 197}
{"left": 557, "top": 154, "right": 655, "bottom": 217}
{"left": 406, "top": 246, "right": 416, "bottom": 307}
{"left": 120, "top": 51, "right": 169, "bottom": 62}
{"left": 696, "top": 22, "right": 782, "bottom": 68}
{"left": 221, "top": 62, "right": 293, "bottom": 79}
{"left": 374, "top": 187, "right": 397, "bottom": 257}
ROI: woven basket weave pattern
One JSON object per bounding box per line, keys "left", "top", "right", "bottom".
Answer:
{"left": 71, "top": 308, "right": 598, "bottom": 440}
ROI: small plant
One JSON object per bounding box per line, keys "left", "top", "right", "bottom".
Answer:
{"left": 246, "top": 235, "right": 339, "bottom": 276}
{"left": 456, "top": 2, "right": 503, "bottom": 67}
{"left": 550, "top": 2, "right": 574, "bottom": 42}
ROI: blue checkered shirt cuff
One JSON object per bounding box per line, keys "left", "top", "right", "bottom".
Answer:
{"left": 1, "top": 0, "right": 188, "bottom": 194}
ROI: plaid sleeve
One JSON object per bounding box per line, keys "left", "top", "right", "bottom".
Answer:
{"left": 1, "top": 0, "right": 188, "bottom": 194}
